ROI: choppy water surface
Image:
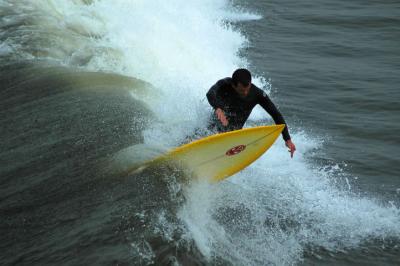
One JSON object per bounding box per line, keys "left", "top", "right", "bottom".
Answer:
{"left": 1, "top": 0, "right": 399, "bottom": 265}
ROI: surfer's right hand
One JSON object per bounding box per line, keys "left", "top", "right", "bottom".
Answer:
{"left": 215, "top": 108, "right": 228, "bottom": 126}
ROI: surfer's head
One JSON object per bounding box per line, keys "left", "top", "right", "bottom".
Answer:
{"left": 232, "top": 68, "right": 251, "bottom": 98}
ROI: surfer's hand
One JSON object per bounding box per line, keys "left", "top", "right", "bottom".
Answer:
{"left": 285, "top": 139, "right": 296, "bottom": 158}
{"left": 215, "top": 108, "right": 228, "bottom": 126}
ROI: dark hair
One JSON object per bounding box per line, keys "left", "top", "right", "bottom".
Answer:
{"left": 232, "top": 68, "right": 251, "bottom": 86}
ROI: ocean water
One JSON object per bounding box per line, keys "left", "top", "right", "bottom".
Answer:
{"left": 1, "top": 0, "right": 399, "bottom": 265}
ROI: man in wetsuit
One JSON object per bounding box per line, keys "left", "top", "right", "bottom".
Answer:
{"left": 206, "top": 68, "right": 296, "bottom": 158}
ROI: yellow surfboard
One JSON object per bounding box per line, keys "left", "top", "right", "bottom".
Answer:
{"left": 147, "top": 124, "right": 285, "bottom": 182}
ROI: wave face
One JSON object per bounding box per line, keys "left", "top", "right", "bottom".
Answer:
{"left": 1, "top": 0, "right": 399, "bottom": 265}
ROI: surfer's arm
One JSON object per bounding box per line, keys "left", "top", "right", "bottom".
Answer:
{"left": 257, "top": 89, "right": 291, "bottom": 141}
{"left": 206, "top": 80, "right": 226, "bottom": 109}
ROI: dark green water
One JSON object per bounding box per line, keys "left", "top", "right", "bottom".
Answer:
{"left": 1, "top": 0, "right": 399, "bottom": 265}
{"left": 240, "top": 0, "right": 400, "bottom": 264}
{"left": 240, "top": 0, "right": 400, "bottom": 197}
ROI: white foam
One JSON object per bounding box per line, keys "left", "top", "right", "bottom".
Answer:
{"left": 87, "top": 0, "right": 251, "bottom": 118}
{"left": 64, "top": 1, "right": 400, "bottom": 263}
{"left": 179, "top": 132, "right": 400, "bottom": 264}
{"left": 0, "top": 42, "right": 12, "bottom": 55}
{"left": 13, "top": 0, "right": 400, "bottom": 264}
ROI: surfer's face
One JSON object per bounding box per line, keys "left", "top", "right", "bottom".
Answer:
{"left": 234, "top": 82, "right": 251, "bottom": 98}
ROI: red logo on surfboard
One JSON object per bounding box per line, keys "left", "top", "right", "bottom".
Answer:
{"left": 226, "top": 145, "right": 246, "bottom": 156}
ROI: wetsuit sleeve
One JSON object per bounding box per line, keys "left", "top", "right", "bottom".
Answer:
{"left": 206, "top": 80, "right": 225, "bottom": 110}
{"left": 257, "top": 89, "right": 291, "bottom": 141}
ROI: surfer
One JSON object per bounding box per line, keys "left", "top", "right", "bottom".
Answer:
{"left": 206, "top": 68, "right": 296, "bottom": 158}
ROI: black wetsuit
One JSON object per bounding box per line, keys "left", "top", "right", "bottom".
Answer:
{"left": 206, "top": 77, "right": 291, "bottom": 141}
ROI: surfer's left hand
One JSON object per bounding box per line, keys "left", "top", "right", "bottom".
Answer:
{"left": 285, "top": 140, "right": 296, "bottom": 158}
